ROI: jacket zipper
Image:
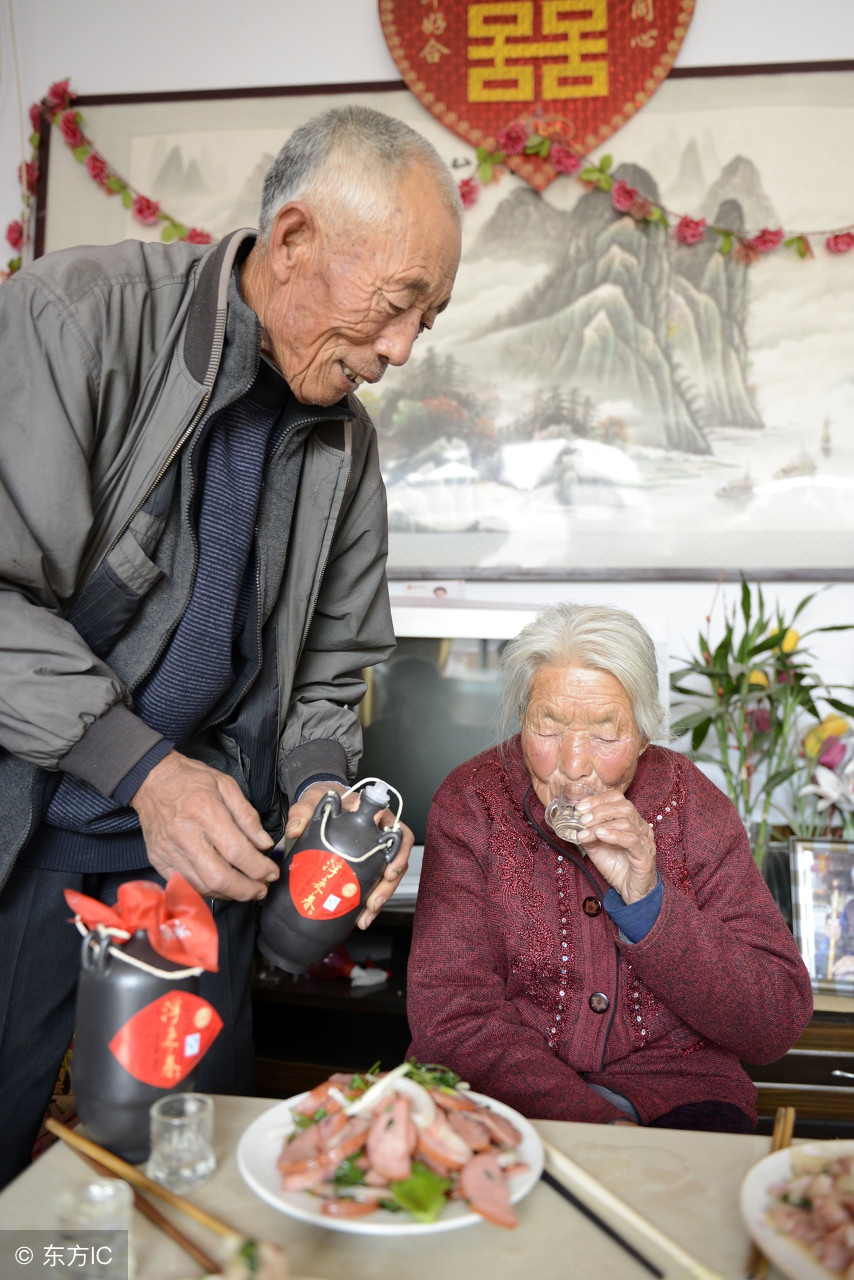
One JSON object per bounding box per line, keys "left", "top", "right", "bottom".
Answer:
{"left": 100, "top": 393, "right": 210, "bottom": 566}
{"left": 295, "top": 428, "right": 353, "bottom": 669}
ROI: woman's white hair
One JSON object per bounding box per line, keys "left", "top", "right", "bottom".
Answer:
{"left": 257, "top": 105, "right": 462, "bottom": 243}
{"left": 497, "top": 601, "right": 665, "bottom": 745}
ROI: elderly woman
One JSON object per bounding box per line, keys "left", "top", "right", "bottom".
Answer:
{"left": 407, "top": 603, "right": 812, "bottom": 1131}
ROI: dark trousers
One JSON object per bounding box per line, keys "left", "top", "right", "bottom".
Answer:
{"left": 0, "top": 861, "right": 257, "bottom": 1191}
{"left": 649, "top": 1101, "right": 754, "bottom": 1133}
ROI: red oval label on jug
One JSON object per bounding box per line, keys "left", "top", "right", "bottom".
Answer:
{"left": 289, "top": 849, "right": 361, "bottom": 920}
{"left": 108, "top": 991, "right": 223, "bottom": 1087}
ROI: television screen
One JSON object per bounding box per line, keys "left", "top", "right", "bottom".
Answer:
{"left": 359, "top": 634, "right": 504, "bottom": 847}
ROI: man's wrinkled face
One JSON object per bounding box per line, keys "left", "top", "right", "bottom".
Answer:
{"left": 260, "top": 164, "right": 461, "bottom": 406}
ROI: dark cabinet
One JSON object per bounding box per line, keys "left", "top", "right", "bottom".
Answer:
{"left": 252, "top": 906, "right": 414, "bottom": 1098}
{"left": 744, "top": 1010, "right": 854, "bottom": 1138}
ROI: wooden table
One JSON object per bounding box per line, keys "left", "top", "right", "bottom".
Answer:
{"left": 0, "top": 1096, "right": 790, "bottom": 1280}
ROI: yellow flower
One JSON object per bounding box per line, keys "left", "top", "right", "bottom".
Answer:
{"left": 780, "top": 629, "right": 799, "bottom": 653}
{"left": 804, "top": 713, "right": 851, "bottom": 757}
{"left": 748, "top": 669, "right": 770, "bottom": 687}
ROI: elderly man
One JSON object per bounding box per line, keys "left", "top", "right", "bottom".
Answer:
{"left": 0, "top": 105, "right": 461, "bottom": 1186}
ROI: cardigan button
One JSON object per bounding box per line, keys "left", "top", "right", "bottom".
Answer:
{"left": 589, "top": 992, "right": 610, "bottom": 1014}
{"left": 582, "top": 896, "right": 602, "bottom": 917}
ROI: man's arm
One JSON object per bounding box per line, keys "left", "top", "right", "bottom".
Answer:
{"left": 0, "top": 263, "right": 143, "bottom": 770}
{"left": 0, "top": 254, "right": 280, "bottom": 899}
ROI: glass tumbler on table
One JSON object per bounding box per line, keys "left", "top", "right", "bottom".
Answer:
{"left": 54, "top": 1177, "right": 133, "bottom": 1279}
{"left": 146, "top": 1092, "right": 216, "bottom": 1194}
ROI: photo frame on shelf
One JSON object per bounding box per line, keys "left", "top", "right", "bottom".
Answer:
{"left": 37, "top": 64, "right": 854, "bottom": 580}
{"left": 790, "top": 837, "right": 854, "bottom": 995}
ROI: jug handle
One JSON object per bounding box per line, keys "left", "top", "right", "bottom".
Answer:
{"left": 81, "top": 928, "right": 112, "bottom": 976}
{"left": 380, "top": 825, "right": 404, "bottom": 864}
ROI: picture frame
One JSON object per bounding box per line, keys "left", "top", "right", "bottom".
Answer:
{"left": 790, "top": 837, "right": 854, "bottom": 995}
{"left": 36, "top": 64, "right": 854, "bottom": 581}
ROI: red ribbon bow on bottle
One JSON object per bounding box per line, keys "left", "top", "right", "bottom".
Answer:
{"left": 64, "top": 873, "right": 219, "bottom": 972}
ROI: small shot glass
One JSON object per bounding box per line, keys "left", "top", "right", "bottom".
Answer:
{"left": 146, "top": 1092, "right": 216, "bottom": 1195}
{"left": 544, "top": 794, "right": 587, "bottom": 847}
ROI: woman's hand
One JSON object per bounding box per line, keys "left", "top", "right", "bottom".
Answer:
{"left": 573, "top": 790, "right": 657, "bottom": 904}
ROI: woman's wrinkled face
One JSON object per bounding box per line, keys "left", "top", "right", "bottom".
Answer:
{"left": 520, "top": 665, "right": 646, "bottom": 809}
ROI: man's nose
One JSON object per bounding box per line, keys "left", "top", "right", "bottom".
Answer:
{"left": 374, "top": 310, "right": 422, "bottom": 366}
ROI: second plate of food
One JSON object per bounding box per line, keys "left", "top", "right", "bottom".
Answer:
{"left": 740, "top": 1139, "right": 854, "bottom": 1280}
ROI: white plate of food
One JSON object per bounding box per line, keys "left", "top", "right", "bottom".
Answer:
{"left": 740, "top": 1140, "right": 854, "bottom": 1279}
{"left": 237, "top": 1062, "right": 544, "bottom": 1235}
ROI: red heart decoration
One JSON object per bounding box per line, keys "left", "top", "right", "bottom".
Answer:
{"left": 379, "top": 0, "right": 695, "bottom": 190}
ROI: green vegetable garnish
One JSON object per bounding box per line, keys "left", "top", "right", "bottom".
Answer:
{"left": 237, "top": 1238, "right": 261, "bottom": 1274}
{"left": 404, "top": 1058, "right": 462, "bottom": 1091}
{"left": 290, "top": 1106, "right": 327, "bottom": 1135}
{"left": 332, "top": 1153, "right": 367, "bottom": 1186}
{"left": 387, "top": 1161, "right": 451, "bottom": 1224}
{"left": 350, "top": 1060, "right": 383, "bottom": 1093}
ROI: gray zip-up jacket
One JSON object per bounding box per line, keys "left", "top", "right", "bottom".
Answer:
{"left": 0, "top": 229, "right": 395, "bottom": 891}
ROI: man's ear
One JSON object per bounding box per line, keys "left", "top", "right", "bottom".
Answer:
{"left": 266, "top": 202, "right": 315, "bottom": 284}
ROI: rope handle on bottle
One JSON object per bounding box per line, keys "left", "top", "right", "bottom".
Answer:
{"left": 317, "top": 776, "right": 404, "bottom": 863}
{"left": 74, "top": 919, "right": 204, "bottom": 980}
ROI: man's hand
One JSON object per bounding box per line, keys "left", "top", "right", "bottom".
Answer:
{"left": 356, "top": 825, "right": 414, "bottom": 929}
{"left": 574, "top": 789, "right": 658, "bottom": 904}
{"left": 284, "top": 781, "right": 414, "bottom": 929}
{"left": 284, "top": 780, "right": 355, "bottom": 839}
{"left": 130, "top": 750, "right": 278, "bottom": 900}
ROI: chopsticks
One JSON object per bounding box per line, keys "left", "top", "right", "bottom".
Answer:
{"left": 45, "top": 1119, "right": 238, "bottom": 1238}
{"left": 541, "top": 1168, "right": 664, "bottom": 1277}
{"left": 745, "top": 1106, "right": 796, "bottom": 1280}
{"left": 542, "top": 1138, "right": 726, "bottom": 1280}
{"left": 74, "top": 1147, "right": 222, "bottom": 1275}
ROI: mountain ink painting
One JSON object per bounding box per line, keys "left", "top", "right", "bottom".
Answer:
{"left": 57, "top": 69, "right": 853, "bottom": 577}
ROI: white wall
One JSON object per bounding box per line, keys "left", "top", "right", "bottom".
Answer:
{"left": 1, "top": 0, "right": 853, "bottom": 700}
{"left": 3, "top": 0, "right": 854, "bottom": 233}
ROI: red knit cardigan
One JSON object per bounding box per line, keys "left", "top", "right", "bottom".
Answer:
{"left": 407, "top": 738, "right": 813, "bottom": 1126}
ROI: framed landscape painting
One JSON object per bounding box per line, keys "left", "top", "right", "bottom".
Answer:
{"left": 39, "top": 65, "right": 854, "bottom": 580}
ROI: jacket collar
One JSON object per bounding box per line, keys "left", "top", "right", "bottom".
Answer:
{"left": 183, "top": 228, "right": 257, "bottom": 387}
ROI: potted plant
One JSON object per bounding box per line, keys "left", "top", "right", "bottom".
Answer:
{"left": 670, "top": 580, "right": 854, "bottom": 874}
